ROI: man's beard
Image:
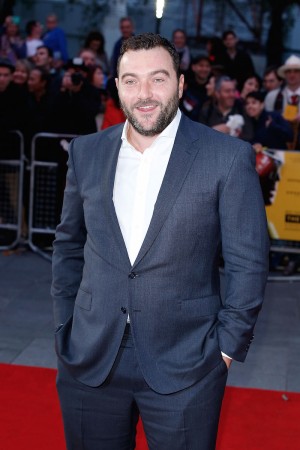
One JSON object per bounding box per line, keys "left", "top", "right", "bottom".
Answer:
{"left": 120, "top": 92, "right": 180, "bottom": 137}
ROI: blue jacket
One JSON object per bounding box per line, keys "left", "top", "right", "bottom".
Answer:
{"left": 250, "top": 110, "right": 293, "bottom": 149}
{"left": 43, "top": 27, "right": 68, "bottom": 62}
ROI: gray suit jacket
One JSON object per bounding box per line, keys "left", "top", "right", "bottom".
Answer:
{"left": 52, "top": 114, "right": 269, "bottom": 394}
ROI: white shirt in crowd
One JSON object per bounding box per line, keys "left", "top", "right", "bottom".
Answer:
{"left": 113, "top": 109, "right": 181, "bottom": 265}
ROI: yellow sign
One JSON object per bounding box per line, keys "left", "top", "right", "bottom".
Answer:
{"left": 257, "top": 150, "right": 300, "bottom": 242}
{"left": 283, "top": 104, "right": 298, "bottom": 121}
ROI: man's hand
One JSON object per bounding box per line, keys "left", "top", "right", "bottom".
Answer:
{"left": 222, "top": 355, "right": 232, "bottom": 369}
{"left": 252, "top": 143, "right": 263, "bottom": 153}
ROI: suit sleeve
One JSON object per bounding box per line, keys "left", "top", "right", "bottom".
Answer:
{"left": 217, "top": 142, "right": 270, "bottom": 361}
{"left": 51, "top": 138, "right": 86, "bottom": 328}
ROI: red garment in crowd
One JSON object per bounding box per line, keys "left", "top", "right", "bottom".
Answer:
{"left": 101, "top": 98, "right": 126, "bottom": 130}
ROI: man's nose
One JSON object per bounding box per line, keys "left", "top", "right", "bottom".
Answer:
{"left": 138, "top": 80, "right": 152, "bottom": 99}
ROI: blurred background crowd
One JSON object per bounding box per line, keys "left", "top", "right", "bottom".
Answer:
{"left": 0, "top": 8, "right": 300, "bottom": 273}
{"left": 1, "top": 12, "right": 300, "bottom": 150}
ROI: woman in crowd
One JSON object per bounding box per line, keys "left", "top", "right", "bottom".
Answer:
{"left": 0, "top": 15, "right": 24, "bottom": 63}
{"left": 197, "top": 74, "right": 218, "bottom": 122}
{"left": 172, "top": 28, "right": 191, "bottom": 73}
{"left": 245, "top": 91, "right": 293, "bottom": 151}
{"left": 23, "top": 20, "right": 43, "bottom": 61}
{"left": 12, "top": 58, "right": 32, "bottom": 86}
{"left": 238, "top": 73, "right": 262, "bottom": 103}
{"left": 101, "top": 77, "right": 125, "bottom": 129}
{"left": 84, "top": 30, "right": 109, "bottom": 75}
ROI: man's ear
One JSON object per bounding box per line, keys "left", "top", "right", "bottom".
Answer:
{"left": 115, "top": 78, "right": 119, "bottom": 90}
{"left": 178, "top": 74, "right": 184, "bottom": 99}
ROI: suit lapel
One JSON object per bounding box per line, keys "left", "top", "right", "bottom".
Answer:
{"left": 101, "top": 127, "right": 132, "bottom": 269}
{"left": 132, "top": 116, "right": 200, "bottom": 268}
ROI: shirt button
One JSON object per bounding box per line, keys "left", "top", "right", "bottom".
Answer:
{"left": 121, "top": 307, "right": 127, "bottom": 314}
{"left": 128, "top": 272, "right": 138, "bottom": 279}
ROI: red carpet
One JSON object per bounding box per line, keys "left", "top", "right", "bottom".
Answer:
{"left": 1, "top": 363, "right": 299, "bottom": 450}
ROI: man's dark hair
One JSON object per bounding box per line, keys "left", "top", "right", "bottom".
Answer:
{"left": 222, "top": 30, "right": 237, "bottom": 40}
{"left": 25, "top": 20, "right": 38, "bottom": 36}
{"left": 246, "top": 90, "right": 266, "bottom": 103}
{"left": 117, "top": 33, "right": 180, "bottom": 79}
{"left": 264, "top": 65, "right": 283, "bottom": 82}
{"left": 84, "top": 30, "right": 105, "bottom": 53}
{"left": 172, "top": 28, "right": 187, "bottom": 39}
{"left": 0, "top": 57, "right": 15, "bottom": 73}
{"left": 192, "top": 55, "right": 211, "bottom": 66}
{"left": 31, "top": 66, "right": 51, "bottom": 86}
{"left": 36, "top": 45, "right": 53, "bottom": 58}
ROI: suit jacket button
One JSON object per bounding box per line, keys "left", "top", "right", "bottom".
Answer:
{"left": 121, "top": 307, "right": 127, "bottom": 314}
{"left": 128, "top": 272, "right": 137, "bottom": 279}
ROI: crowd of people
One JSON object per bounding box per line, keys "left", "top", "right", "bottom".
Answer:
{"left": 1, "top": 13, "right": 300, "bottom": 271}
{"left": 0, "top": 13, "right": 122, "bottom": 148}
{"left": 1, "top": 14, "right": 300, "bottom": 152}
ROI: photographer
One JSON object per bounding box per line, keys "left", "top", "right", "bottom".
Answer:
{"left": 52, "top": 57, "right": 102, "bottom": 135}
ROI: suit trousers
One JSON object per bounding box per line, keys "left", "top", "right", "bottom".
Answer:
{"left": 56, "top": 325, "right": 228, "bottom": 450}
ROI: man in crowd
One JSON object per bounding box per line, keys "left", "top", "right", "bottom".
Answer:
{"left": 25, "top": 67, "right": 55, "bottom": 141}
{"left": 34, "top": 44, "right": 53, "bottom": 71}
{"left": 110, "top": 16, "right": 134, "bottom": 77}
{"left": 199, "top": 75, "right": 252, "bottom": 140}
{"left": 0, "top": 57, "right": 25, "bottom": 132}
{"left": 52, "top": 33, "right": 269, "bottom": 450}
{"left": 52, "top": 57, "right": 102, "bottom": 135}
{"left": 43, "top": 13, "right": 68, "bottom": 67}
{"left": 265, "top": 55, "right": 300, "bottom": 121}
{"left": 263, "top": 65, "right": 283, "bottom": 93}
{"left": 265, "top": 55, "right": 300, "bottom": 151}
{"left": 220, "top": 30, "right": 255, "bottom": 91}
{"left": 33, "top": 44, "right": 62, "bottom": 91}
{"left": 180, "top": 55, "right": 211, "bottom": 121}
{"left": 78, "top": 48, "right": 97, "bottom": 68}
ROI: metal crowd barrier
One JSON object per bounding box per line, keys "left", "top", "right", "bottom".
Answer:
{"left": 268, "top": 239, "right": 300, "bottom": 281}
{"left": 1, "top": 130, "right": 299, "bottom": 280}
{"left": 0, "top": 130, "right": 24, "bottom": 250}
{"left": 27, "top": 132, "right": 76, "bottom": 260}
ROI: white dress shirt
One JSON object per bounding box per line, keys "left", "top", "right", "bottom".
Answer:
{"left": 113, "top": 109, "right": 181, "bottom": 265}
{"left": 112, "top": 110, "right": 231, "bottom": 362}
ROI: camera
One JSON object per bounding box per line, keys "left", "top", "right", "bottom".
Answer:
{"left": 71, "top": 72, "right": 84, "bottom": 86}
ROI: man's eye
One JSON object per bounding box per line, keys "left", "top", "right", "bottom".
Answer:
{"left": 154, "top": 78, "right": 164, "bottom": 83}
{"left": 125, "top": 79, "right": 135, "bottom": 85}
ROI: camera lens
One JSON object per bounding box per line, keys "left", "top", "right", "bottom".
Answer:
{"left": 71, "top": 72, "right": 83, "bottom": 86}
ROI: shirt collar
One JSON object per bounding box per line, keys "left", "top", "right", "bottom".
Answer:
{"left": 286, "top": 86, "right": 300, "bottom": 96}
{"left": 121, "top": 109, "right": 182, "bottom": 143}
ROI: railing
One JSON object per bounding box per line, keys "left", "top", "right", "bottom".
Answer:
{"left": 1, "top": 130, "right": 299, "bottom": 280}
{"left": 27, "top": 132, "right": 77, "bottom": 260}
{"left": 0, "top": 131, "right": 25, "bottom": 250}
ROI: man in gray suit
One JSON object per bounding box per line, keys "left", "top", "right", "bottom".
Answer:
{"left": 52, "top": 33, "right": 269, "bottom": 450}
